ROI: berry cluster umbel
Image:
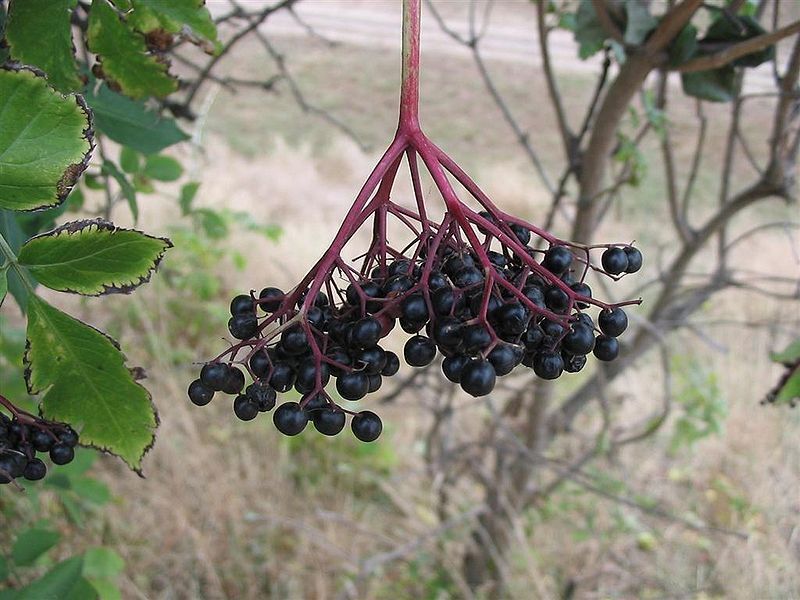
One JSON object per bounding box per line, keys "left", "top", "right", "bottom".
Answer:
{"left": 0, "top": 400, "right": 79, "bottom": 486}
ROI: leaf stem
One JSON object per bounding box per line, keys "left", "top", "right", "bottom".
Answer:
{"left": 0, "top": 232, "right": 36, "bottom": 293}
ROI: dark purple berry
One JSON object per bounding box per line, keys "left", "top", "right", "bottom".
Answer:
{"left": 233, "top": 395, "right": 259, "bottom": 421}
{"left": 336, "top": 371, "right": 369, "bottom": 401}
{"left": 273, "top": 402, "right": 308, "bottom": 436}
{"left": 404, "top": 335, "right": 437, "bottom": 367}
{"left": 624, "top": 247, "right": 643, "bottom": 273}
{"left": 542, "top": 246, "right": 573, "bottom": 274}
{"left": 460, "top": 360, "right": 496, "bottom": 397}
{"left": 351, "top": 411, "right": 382, "bottom": 442}
{"left": 593, "top": 335, "right": 619, "bottom": 361}
{"left": 533, "top": 351, "right": 564, "bottom": 380}
{"left": 601, "top": 247, "right": 628, "bottom": 275}
{"left": 598, "top": 308, "right": 628, "bottom": 337}
{"left": 200, "top": 362, "right": 229, "bottom": 391}
{"left": 313, "top": 408, "right": 346, "bottom": 436}
{"left": 188, "top": 379, "right": 214, "bottom": 406}
{"left": 50, "top": 443, "right": 74, "bottom": 465}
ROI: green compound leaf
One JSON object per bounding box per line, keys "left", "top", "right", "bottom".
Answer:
{"left": 12, "top": 528, "right": 62, "bottom": 567}
{"left": 18, "top": 219, "right": 171, "bottom": 295}
{"left": 25, "top": 296, "right": 158, "bottom": 471}
{"left": 5, "top": 557, "right": 84, "bottom": 600}
{"left": 87, "top": 0, "right": 177, "bottom": 99}
{"left": 129, "top": 0, "right": 218, "bottom": 46}
{"left": 5, "top": 0, "right": 82, "bottom": 93}
{"left": 84, "top": 81, "right": 188, "bottom": 154}
{"left": 0, "top": 68, "right": 93, "bottom": 212}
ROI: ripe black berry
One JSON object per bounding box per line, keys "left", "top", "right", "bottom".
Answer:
{"left": 368, "top": 373, "right": 383, "bottom": 393}
{"left": 442, "top": 354, "right": 469, "bottom": 382}
{"left": 570, "top": 282, "right": 592, "bottom": 309}
{"left": 313, "top": 408, "right": 346, "bottom": 436}
{"left": 561, "top": 324, "right": 595, "bottom": 355}
{"left": 31, "top": 429, "right": 55, "bottom": 452}
{"left": 222, "top": 366, "right": 246, "bottom": 395}
{"left": 460, "top": 360, "right": 496, "bottom": 397}
{"left": 510, "top": 223, "right": 531, "bottom": 245}
{"left": 404, "top": 335, "right": 437, "bottom": 367}
{"left": 23, "top": 458, "right": 47, "bottom": 481}
{"left": 601, "top": 247, "right": 628, "bottom": 275}
{"left": 533, "top": 351, "right": 564, "bottom": 380}
{"left": 542, "top": 246, "right": 573, "bottom": 274}
{"left": 461, "top": 325, "right": 491, "bottom": 354}
{"left": 400, "top": 293, "right": 429, "bottom": 323}
{"left": 381, "top": 351, "right": 400, "bottom": 376}
{"left": 230, "top": 294, "right": 255, "bottom": 316}
{"left": 488, "top": 344, "right": 522, "bottom": 376}
{"left": 356, "top": 346, "right": 387, "bottom": 374}
{"left": 188, "top": 379, "right": 214, "bottom": 406}
{"left": 50, "top": 443, "right": 74, "bottom": 465}
{"left": 351, "top": 317, "right": 382, "bottom": 349}
{"left": 233, "top": 395, "right": 259, "bottom": 421}
{"left": 598, "top": 308, "right": 628, "bottom": 337}
{"left": 249, "top": 349, "right": 271, "bottom": 378}
{"left": 200, "top": 362, "right": 229, "bottom": 391}
{"left": 496, "top": 303, "right": 528, "bottom": 336}
{"left": 351, "top": 411, "right": 382, "bottom": 442}
{"left": 273, "top": 402, "right": 308, "bottom": 436}
{"left": 269, "top": 362, "right": 295, "bottom": 392}
{"left": 259, "top": 287, "right": 284, "bottom": 312}
{"left": 544, "top": 286, "right": 570, "bottom": 312}
{"left": 60, "top": 428, "right": 79, "bottom": 447}
{"left": 295, "top": 359, "right": 331, "bottom": 393}
{"left": 246, "top": 382, "right": 276, "bottom": 412}
{"left": 336, "top": 371, "right": 370, "bottom": 401}
{"left": 624, "top": 246, "right": 643, "bottom": 273}
{"left": 593, "top": 335, "right": 619, "bottom": 361}
{"left": 228, "top": 314, "right": 259, "bottom": 340}
{"left": 281, "top": 325, "right": 309, "bottom": 355}
{"left": 562, "top": 352, "right": 587, "bottom": 373}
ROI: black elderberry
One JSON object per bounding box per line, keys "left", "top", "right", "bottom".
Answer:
{"left": 228, "top": 314, "right": 259, "bottom": 340}
{"left": 382, "top": 274, "right": 413, "bottom": 296}
{"left": 561, "top": 324, "right": 595, "bottom": 355}
{"left": 246, "top": 382, "right": 276, "bottom": 412}
{"left": 306, "top": 306, "right": 326, "bottom": 329}
{"left": 31, "top": 429, "right": 55, "bottom": 452}
{"left": 400, "top": 293, "right": 429, "bottom": 323}
{"left": 281, "top": 325, "right": 309, "bottom": 355}
{"left": 496, "top": 303, "right": 528, "bottom": 336}
{"left": 427, "top": 271, "right": 449, "bottom": 291}
{"left": 368, "top": 373, "right": 383, "bottom": 393}
{"left": 544, "top": 286, "right": 570, "bottom": 313}
{"left": 431, "top": 286, "right": 456, "bottom": 316}
{"left": 598, "top": 307, "right": 628, "bottom": 337}
{"left": 351, "top": 411, "right": 382, "bottom": 442}
{"left": 522, "top": 285, "right": 546, "bottom": 309}
{"left": 510, "top": 223, "right": 531, "bottom": 245}
{"left": 258, "top": 287, "right": 284, "bottom": 312}
{"left": 188, "top": 379, "right": 214, "bottom": 406}
{"left": 601, "top": 247, "right": 628, "bottom": 275}
{"left": 541, "top": 319, "right": 565, "bottom": 338}
{"left": 562, "top": 352, "right": 587, "bottom": 373}
{"left": 469, "top": 293, "right": 502, "bottom": 319}
{"left": 523, "top": 325, "right": 544, "bottom": 351}
{"left": 200, "top": 362, "right": 229, "bottom": 391}
{"left": 488, "top": 344, "right": 521, "bottom": 376}
{"left": 295, "top": 360, "right": 331, "bottom": 393}
{"left": 593, "top": 335, "right": 619, "bottom": 361}
{"left": 404, "top": 335, "right": 437, "bottom": 367}
{"left": 336, "top": 371, "right": 370, "bottom": 401}
{"left": 269, "top": 362, "right": 296, "bottom": 393}
{"left": 326, "top": 347, "right": 352, "bottom": 376}
{"left": 313, "top": 407, "right": 346, "bottom": 436}
{"left": 442, "top": 354, "right": 469, "bottom": 382}
{"left": 388, "top": 259, "right": 412, "bottom": 277}
{"left": 432, "top": 318, "right": 463, "bottom": 351}
{"left": 400, "top": 317, "right": 425, "bottom": 333}
{"left": 533, "top": 351, "right": 564, "bottom": 380}
{"left": 303, "top": 393, "right": 329, "bottom": 414}
{"left": 577, "top": 313, "right": 594, "bottom": 329}
{"left": 453, "top": 267, "right": 483, "bottom": 289}
{"left": 356, "top": 346, "right": 387, "bottom": 374}
{"left": 624, "top": 246, "right": 643, "bottom": 273}
{"left": 460, "top": 360, "right": 496, "bottom": 397}
{"left": 56, "top": 427, "right": 78, "bottom": 448}
{"left": 230, "top": 294, "right": 255, "bottom": 316}
{"left": 462, "top": 324, "right": 491, "bottom": 354}
{"left": 351, "top": 317, "right": 382, "bottom": 349}
{"left": 233, "top": 395, "right": 259, "bottom": 421}
{"left": 542, "top": 246, "right": 573, "bottom": 274}
{"left": 0, "top": 456, "right": 16, "bottom": 484}
{"left": 249, "top": 349, "right": 271, "bottom": 378}
{"left": 222, "top": 366, "right": 246, "bottom": 395}
{"left": 50, "top": 443, "right": 74, "bottom": 465}
{"left": 23, "top": 458, "right": 47, "bottom": 481}
{"left": 381, "top": 351, "right": 400, "bottom": 376}
{"left": 570, "top": 282, "right": 592, "bottom": 309}
{"left": 273, "top": 402, "right": 308, "bottom": 436}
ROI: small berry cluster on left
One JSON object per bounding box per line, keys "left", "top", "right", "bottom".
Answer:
{"left": 0, "top": 412, "right": 79, "bottom": 484}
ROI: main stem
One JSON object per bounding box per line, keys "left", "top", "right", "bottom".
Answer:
{"left": 399, "top": 0, "right": 421, "bottom": 133}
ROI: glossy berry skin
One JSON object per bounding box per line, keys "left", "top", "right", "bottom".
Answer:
{"left": 222, "top": 366, "right": 246, "bottom": 395}
{"left": 50, "top": 443, "right": 74, "bottom": 465}
{"left": 561, "top": 324, "right": 595, "bottom": 355}
{"left": 533, "top": 351, "right": 564, "bottom": 380}
{"left": 23, "top": 458, "right": 47, "bottom": 481}
{"left": 249, "top": 350, "right": 271, "bottom": 378}
{"left": 269, "top": 363, "right": 295, "bottom": 393}
{"left": 462, "top": 325, "right": 491, "bottom": 354}
{"left": 351, "top": 317, "right": 382, "bottom": 349}
{"left": 593, "top": 335, "right": 619, "bottom": 361}
{"left": 598, "top": 308, "right": 628, "bottom": 337}
{"left": 488, "top": 344, "right": 520, "bottom": 376}
{"left": 0, "top": 457, "right": 16, "bottom": 484}
{"left": 460, "top": 360, "right": 496, "bottom": 397}
{"left": 381, "top": 351, "right": 400, "bottom": 376}
{"left": 542, "top": 246, "right": 573, "bottom": 274}
{"left": 188, "top": 379, "right": 214, "bottom": 406}
{"left": 442, "top": 354, "right": 469, "bottom": 383}
{"left": 544, "top": 286, "right": 570, "bottom": 313}
{"left": 404, "top": 335, "right": 437, "bottom": 367}
{"left": 351, "top": 411, "right": 382, "bottom": 442}
{"left": 313, "top": 408, "right": 346, "bottom": 436}
{"left": 336, "top": 372, "right": 369, "bottom": 401}
{"left": 601, "top": 247, "right": 628, "bottom": 275}
{"left": 496, "top": 303, "right": 528, "bottom": 336}
{"left": 31, "top": 429, "right": 56, "bottom": 452}
{"left": 624, "top": 247, "right": 643, "bottom": 273}
{"left": 273, "top": 402, "right": 308, "bottom": 436}
{"left": 368, "top": 373, "right": 383, "bottom": 393}
{"left": 570, "top": 282, "right": 592, "bottom": 309}
{"left": 401, "top": 293, "right": 429, "bottom": 323}
{"left": 228, "top": 314, "right": 258, "bottom": 340}
{"left": 258, "top": 287, "right": 284, "bottom": 312}
{"left": 432, "top": 317, "right": 462, "bottom": 349}
{"left": 230, "top": 294, "right": 255, "bottom": 316}
{"left": 281, "top": 326, "right": 309, "bottom": 355}
{"left": 233, "top": 396, "right": 259, "bottom": 421}
{"left": 302, "top": 393, "right": 328, "bottom": 415}
{"left": 356, "top": 346, "right": 387, "bottom": 375}
{"left": 200, "top": 363, "right": 229, "bottom": 391}
{"left": 295, "top": 360, "right": 331, "bottom": 393}
{"left": 510, "top": 223, "right": 531, "bottom": 245}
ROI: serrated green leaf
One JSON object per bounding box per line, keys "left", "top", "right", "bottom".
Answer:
{"left": 681, "top": 66, "right": 737, "bottom": 102}
{"left": 0, "top": 68, "right": 93, "bottom": 211}
{"left": 5, "top": 0, "right": 82, "bottom": 93}
{"left": 25, "top": 296, "right": 158, "bottom": 471}
{"left": 770, "top": 339, "right": 800, "bottom": 364}
{"left": 12, "top": 528, "right": 61, "bottom": 566}
{"left": 119, "top": 147, "right": 141, "bottom": 174}
{"left": 143, "top": 155, "right": 182, "bottom": 181}
{"left": 82, "top": 548, "right": 124, "bottom": 580}
{"left": 101, "top": 161, "right": 138, "bottom": 221}
{"left": 18, "top": 219, "right": 171, "bottom": 295}
{"left": 129, "top": 0, "right": 218, "bottom": 45}
{"left": 84, "top": 81, "right": 188, "bottom": 154}
{"left": 87, "top": 0, "right": 177, "bottom": 99}
{"left": 179, "top": 182, "right": 200, "bottom": 215}
{"left": 11, "top": 557, "right": 84, "bottom": 600}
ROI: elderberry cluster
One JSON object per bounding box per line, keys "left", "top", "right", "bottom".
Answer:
{"left": 0, "top": 412, "right": 79, "bottom": 485}
{"left": 188, "top": 210, "right": 642, "bottom": 442}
